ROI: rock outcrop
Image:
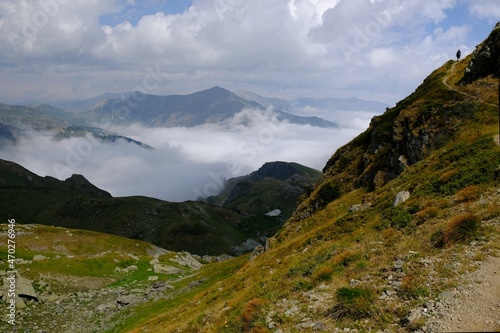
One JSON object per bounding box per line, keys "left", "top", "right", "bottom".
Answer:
{"left": 461, "top": 22, "right": 500, "bottom": 84}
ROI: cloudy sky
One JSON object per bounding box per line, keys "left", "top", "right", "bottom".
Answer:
{"left": 0, "top": 0, "right": 499, "bottom": 105}
{"left": 1, "top": 0, "right": 499, "bottom": 202}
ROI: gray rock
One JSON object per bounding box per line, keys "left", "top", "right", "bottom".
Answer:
{"left": 250, "top": 245, "right": 265, "bottom": 260}
{"left": 116, "top": 294, "right": 140, "bottom": 306}
{"left": 393, "top": 259, "right": 404, "bottom": 272}
{"left": 33, "top": 254, "right": 48, "bottom": 261}
{"left": 153, "top": 264, "right": 183, "bottom": 275}
{"left": 461, "top": 23, "right": 500, "bottom": 84}
{"left": 407, "top": 308, "right": 422, "bottom": 323}
{"left": 393, "top": 191, "right": 410, "bottom": 206}
{"left": 215, "top": 254, "right": 233, "bottom": 262}
{"left": 3, "top": 273, "right": 39, "bottom": 302}
{"left": 312, "top": 322, "right": 326, "bottom": 331}
{"left": 348, "top": 203, "right": 370, "bottom": 212}
{"left": 169, "top": 252, "right": 203, "bottom": 270}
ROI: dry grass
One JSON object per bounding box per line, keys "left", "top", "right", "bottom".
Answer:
{"left": 455, "top": 185, "right": 481, "bottom": 203}
{"left": 443, "top": 212, "right": 480, "bottom": 247}
{"left": 241, "top": 298, "right": 267, "bottom": 332}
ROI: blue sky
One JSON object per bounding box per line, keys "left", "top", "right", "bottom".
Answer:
{"left": 0, "top": 0, "right": 499, "bottom": 105}
{"left": 99, "top": 0, "right": 193, "bottom": 26}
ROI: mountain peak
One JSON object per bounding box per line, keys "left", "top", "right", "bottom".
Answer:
{"left": 249, "top": 161, "right": 305, "bottom": 181}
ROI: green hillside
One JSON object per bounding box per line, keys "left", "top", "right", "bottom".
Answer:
{"left": 106, "top": 29, "right": 500, "bottom": 333}
{"left": 0, "top": 159, "right": 320, "bottom": 256}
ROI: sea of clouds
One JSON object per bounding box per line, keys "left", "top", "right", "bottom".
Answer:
{"left": 0, "top": 107, "right": 378, "bottom": 202}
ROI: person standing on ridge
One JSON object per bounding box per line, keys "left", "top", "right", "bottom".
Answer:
{"left": 456, "top": 49, "right": 461, "bottom": 61}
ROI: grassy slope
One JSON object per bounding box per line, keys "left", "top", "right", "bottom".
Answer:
{"left": 116, "top": 55, "right": 500, "bottom": 332}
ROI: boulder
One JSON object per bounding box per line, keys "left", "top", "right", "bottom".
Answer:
{"left": 116, "top": 294, "right": 140, "bottom": 306}
{"left": 153, "top": 264, "right": 183, "bottom": 275}
{"left": 393, "top": 191, "right": 410, "bottom": 206}
{"left": 169, "top": 252, "right": 203, "bottom": 270}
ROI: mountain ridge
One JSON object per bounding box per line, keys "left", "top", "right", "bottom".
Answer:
{"left": 54, "top": 86, "right": 338, "bottom": 128}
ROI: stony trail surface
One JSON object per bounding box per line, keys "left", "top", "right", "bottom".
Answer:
{"left": 427, "top": 255, "right": 500, "bottom": 332}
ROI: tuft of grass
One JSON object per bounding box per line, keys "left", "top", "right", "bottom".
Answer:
{"left": 443, "top": 212, "right": 479, "bottom": 246}
{"left": 416, "top": 206, "right": 440, "bottom": 222}
{"left": 312, "top": 265, "right": 334, "bottom": 282}
{"left": 400, "top": 275, "right": 430, "bottom": 299}
{"left": 455, "top": 185, "right": 481, "bottom": 202}
{"left": 241, "top": 298, "right": 267, "bottom": 332}
{"left": 326, "top": 287, "right": 375, "bottom": 320}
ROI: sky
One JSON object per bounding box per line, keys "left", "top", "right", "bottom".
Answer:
{"left": 0, "top": 0, "right": 499, "bottom": 105}
{"left": 1, "top": 0, "right": 500, "bottom": 202}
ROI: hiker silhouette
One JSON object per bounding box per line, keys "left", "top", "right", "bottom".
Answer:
{"left": 456, "top": 49, "right": 461, "bottom": 61}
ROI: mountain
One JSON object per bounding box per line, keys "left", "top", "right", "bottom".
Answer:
{"left": 48, "top": 92, "right": 124, "bottom": 113}
{"left": 0, "top": 158, "right": 320, "bottom": 256}
{"left": 68, "top": 86, "right": 337, "bottom": 128}
{"left": 208, "top": 161, "right": 322, "bottom": 222}
{"left": 235, "top": 90, "right": 391, "bottom": 116}
{"left": 103, "top": 25, "right": 498, "bottom": 332}
{"left": 0, "top": 103, "right": 151, "bottom": 147}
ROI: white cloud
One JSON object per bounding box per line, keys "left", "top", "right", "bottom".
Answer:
{"left": 0, "top": 0, "right": 493, "bottom": 105}
{"left": 0, "top": 109, "right": 368, "bottom": 201}
{"left": 468, "top": 0, "right": 500, "bottom": 19}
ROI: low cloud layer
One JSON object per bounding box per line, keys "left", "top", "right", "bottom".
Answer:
{"left": 0, "top": 108, "right": 377, "bottom": 202}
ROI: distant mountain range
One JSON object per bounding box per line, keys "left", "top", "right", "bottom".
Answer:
{"left": 3, "top": 86, "right": 391, "bottom": 132}
{"left": 234, "top": 90, "right": 391, "bottom": 115}
{"left": 0, "top": 103, "right": 151, "bottom": 147}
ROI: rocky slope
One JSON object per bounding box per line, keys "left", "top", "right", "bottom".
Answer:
{"left": 0, "top": 224, "right": 233, "bottom": 333}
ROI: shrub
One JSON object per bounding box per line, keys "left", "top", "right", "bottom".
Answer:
{"left": 331, "top": 250, "right": 356, "bottom": 267}
{"left": 317, "top": 183, "right": 341, "bottom": 206}
{"left": 293, "top": 279, "right": 313, "bottom": 292}
{"left": 443, "top": 213, "right": 479, "bottom": 246}
{"left": 400, "top": 275, "right": 430, "bottom": 299}
{"left": 325, "top": 287, "right": 374, "bottom": 319}
{"left": 416, "top": 206, "right": 440, "bottom": 222}
{"left": 381, "top": 206, "right": 413, "bottom": 229}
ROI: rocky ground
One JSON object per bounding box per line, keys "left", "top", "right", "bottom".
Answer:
{"left": 0, "top": 238, "right": 232, "bottom": 333}
{"left": 426, "top": 255, "right": 500, "bottom": 332}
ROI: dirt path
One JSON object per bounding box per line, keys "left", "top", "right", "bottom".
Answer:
{"left": 443, "top": 61, "right": 498, "bottom": 108}
{"left": 444, "top": 62, "right": 500, "bottom": 147}
{"left": 427, "top": 255, "right": 500, "bottom": 332}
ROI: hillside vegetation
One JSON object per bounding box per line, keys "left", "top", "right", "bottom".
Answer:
{"left": 111, "top": 35, "right": 500, "bottom": 332}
